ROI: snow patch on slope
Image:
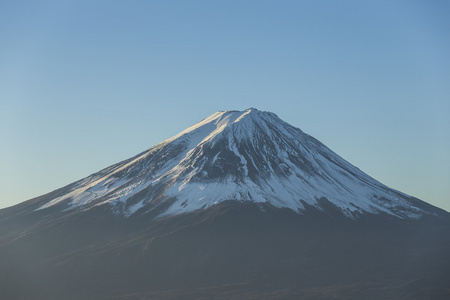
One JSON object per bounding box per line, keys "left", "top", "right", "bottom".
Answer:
{"left": 35, "top": 108, "right": 429, "bottom": 219}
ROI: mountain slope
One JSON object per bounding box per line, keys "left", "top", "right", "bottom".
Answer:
{"left": 1, "top": 201, "right": 450, "bottom": 300}
{"left": 26, "top": 108, "right": 444, "bottom": 220}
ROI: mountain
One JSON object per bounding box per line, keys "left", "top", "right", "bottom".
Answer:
{"left": 21, "top": 108, "right": 446, "bottom": 219}
{"left": 1, "top": 108, "right": 449, "bottom": 300}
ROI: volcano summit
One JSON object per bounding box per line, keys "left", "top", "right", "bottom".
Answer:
{"left": 33, "top": 108, "right": 443, "bottom": 219}
{"left": 1, "top": 108, "right": 449, "bottom": 300}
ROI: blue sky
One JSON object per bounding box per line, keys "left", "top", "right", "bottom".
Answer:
{"left": 1, "top": 0, "right": 449, "bottom": 211}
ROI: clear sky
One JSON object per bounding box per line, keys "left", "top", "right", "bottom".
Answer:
{"left": 1, "top": 0, "right": 449, "bottom": 211}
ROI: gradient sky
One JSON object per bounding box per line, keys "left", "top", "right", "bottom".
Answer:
{"left": 1, "top": 0, "right": 449, "bottom": 211}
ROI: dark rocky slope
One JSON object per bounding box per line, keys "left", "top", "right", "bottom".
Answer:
{"left": 1, "top": 201, "right": 449, "bottom": 300}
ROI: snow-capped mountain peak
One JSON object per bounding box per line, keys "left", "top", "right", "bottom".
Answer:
{"left": 35, "top": 108, "right": 438, "bottom": 219}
